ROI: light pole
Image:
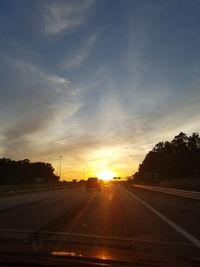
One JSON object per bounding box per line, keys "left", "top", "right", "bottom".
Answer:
{"left": 59, "top": 156, "right": 62, "bottom": 179}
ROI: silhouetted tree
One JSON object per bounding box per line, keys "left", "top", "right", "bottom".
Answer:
{"left": 0, "top": 158, "right": 59, "bottom": 185}
{"left": 133, "top": 132, "right": 200, "bottom": 183}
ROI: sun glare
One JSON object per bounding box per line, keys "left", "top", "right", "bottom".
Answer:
{"left": 97, "top": 171, "right": 115, "bottom": 181}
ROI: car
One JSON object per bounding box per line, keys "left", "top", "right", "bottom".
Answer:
{"left": 86, "top": 177, "right": 102, "bottom": 191}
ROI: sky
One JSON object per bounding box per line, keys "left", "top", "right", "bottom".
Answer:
{"left": 0, "top": 0, "right": 200, "bottom": 180}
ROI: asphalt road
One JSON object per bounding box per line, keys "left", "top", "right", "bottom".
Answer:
{"left": 0, "top": 184, "right": 200, "bottom": 249}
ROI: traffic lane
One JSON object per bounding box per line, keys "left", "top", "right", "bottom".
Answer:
{"left": 0, "top": 184, "right": 196, "bottom": 244}
{"left": 0, "top": 187, "right": 80, "bottom": 212}
{"left": 0, "top": 187, "right": 98, "bottom": 235}
{"left": 66, "top": 185, "right": 188, "bottom": 243}
{"left": 127, "top": 185, "right": 200, "bottom": 240}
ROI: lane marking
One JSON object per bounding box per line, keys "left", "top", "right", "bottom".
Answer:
{"left": 124, "top": 187, "right": 200, "bottom": 249}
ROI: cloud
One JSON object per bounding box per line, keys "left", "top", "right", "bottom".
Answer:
{"left": 49, "top": 68, "right": 200, "bottom": 177}
{"left": 3, "top": 61, "right": 198, "bottom": 177}
{"left": 1, "top": 0, "right": 200, "bottom": 179}
{"left": 1, "top": 59, "right": 81, "bottom": 158}
{"left": 62, "top": 30, "right": 100, "bottom": 70}
{"left": 42, "top": 0, "right": 96, "bottom": 35}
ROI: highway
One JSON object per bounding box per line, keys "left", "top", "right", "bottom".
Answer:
{"left": 0, "top": 184, "right": 200, "bottom": 250}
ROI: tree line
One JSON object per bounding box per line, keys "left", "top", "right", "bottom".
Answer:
{"left": 0, "top": 158, "right": 59, "bottom": 185}
{"left": 133, "top": 132, "right": 200, "bottom": 184}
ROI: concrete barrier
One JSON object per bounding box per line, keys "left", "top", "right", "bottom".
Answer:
{"left": 133, "top": 184, "right": 200, "bottom": 200}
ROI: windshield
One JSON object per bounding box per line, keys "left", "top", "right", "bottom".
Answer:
{"left": 0, "top": 0, "right": 200, "bottom": 266}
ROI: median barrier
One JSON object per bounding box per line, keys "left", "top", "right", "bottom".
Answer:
{"left": 0, "top": 184, "right": 77, "bottom": 196}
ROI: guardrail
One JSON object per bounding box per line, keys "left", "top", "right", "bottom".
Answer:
{"left": 133, "top": 184, "right": 200, "bottom": 200}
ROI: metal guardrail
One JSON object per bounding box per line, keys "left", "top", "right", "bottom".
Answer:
{"left": 133, "top": 184, "right": 200, "bottom": 200}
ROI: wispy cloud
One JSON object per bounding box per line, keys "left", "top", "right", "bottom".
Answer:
{"left": 42, "top": 0, "right": 96, "bottom": 35}
{"left": 62, "top": 30, "right": 101, "bottom": 70}
{"left": 1, "top": 59, "right": 81, "bottom": 159}
{"left": 1, "top": 0, "right": 200, "bottom": 179}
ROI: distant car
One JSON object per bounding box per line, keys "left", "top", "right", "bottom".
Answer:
{"left": 86, "top": 177, "right": 102, "bottom": 190}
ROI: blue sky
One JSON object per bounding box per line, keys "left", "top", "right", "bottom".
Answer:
{"left": 0, "top": 0, "right": 200, "bottom": 179}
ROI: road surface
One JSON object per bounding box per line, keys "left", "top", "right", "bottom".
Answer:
{"left": 0, "top": 184, "right": 200, "bottom": 250}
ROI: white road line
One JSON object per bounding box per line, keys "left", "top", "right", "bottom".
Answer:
{"left": 124, "top": 187, "right": 200, "bottom": 249}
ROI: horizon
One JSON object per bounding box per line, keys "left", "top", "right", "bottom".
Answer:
{"left": 1, "top": 0, "right": 200, "bottom": 180}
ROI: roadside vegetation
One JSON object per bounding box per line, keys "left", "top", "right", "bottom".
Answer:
{"left": 133, "top": 132, "right": 200, "bottom": 185}
{"left": 0, "top": 158, "right": 59, "bottom": 185}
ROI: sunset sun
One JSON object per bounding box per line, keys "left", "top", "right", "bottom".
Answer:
{"left": 97, "top": 171, "right": 115, "bottom": 181}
